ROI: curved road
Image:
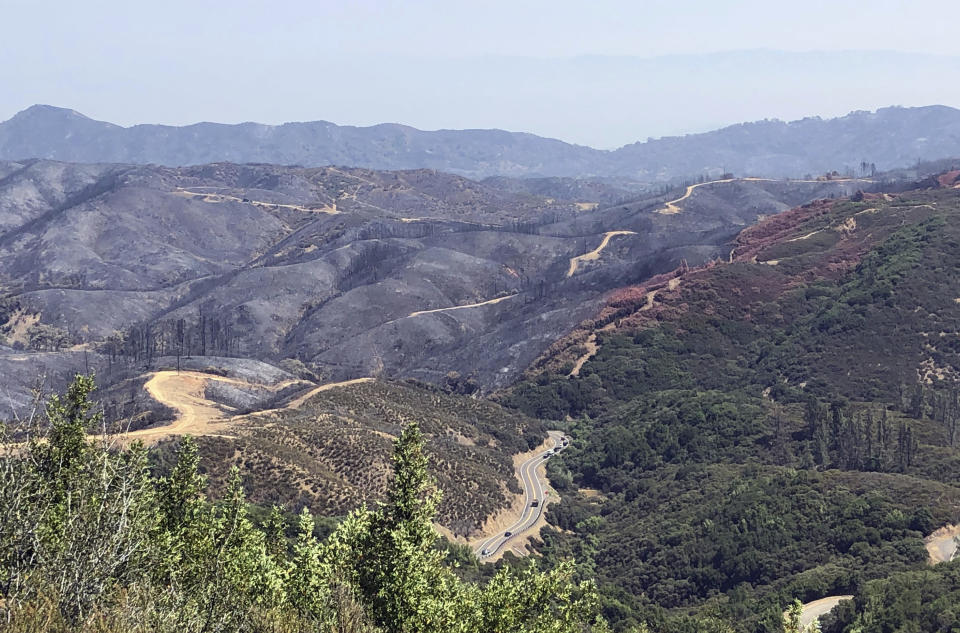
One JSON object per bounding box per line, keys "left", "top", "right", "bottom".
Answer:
{"left": 566, "top": 231, "right": 636, "bottom": 277}
{"left": 118, "top": 373, "right": 370, "bottom": 443}
{"left": 795, "top": 596, "right": 854, "bottom": 630}
{"left": 475, "top": 430, "right": 567, "bottom": 559}
{"left": 657, "top": 178, "right": 738, "bottom": 214}
{"left": 793, "top": 522, "right": 958, "bottom": 627}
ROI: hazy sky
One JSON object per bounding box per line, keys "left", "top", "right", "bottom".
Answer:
{"left": 2, "top": 0, "right": 959, "bottom": 147}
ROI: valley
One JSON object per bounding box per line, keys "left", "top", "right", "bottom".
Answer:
{"left": 473, "top": 430, "right": 566, "bottom": 561}
{"left": 5, "top": 1, "right": 960, "bottom": 629}
{"left": 1, "top": 125, "right": 958, "bottom": 633}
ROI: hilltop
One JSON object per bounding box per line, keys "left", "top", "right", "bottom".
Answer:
{"left": 1, "top": 104, "right": 959, "bottom": 179}
{"left": 201, "top": 379, "right": 548, "bottom": 535}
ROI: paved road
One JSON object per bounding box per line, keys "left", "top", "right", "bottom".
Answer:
{"left": 475, "top": 430, "right": 567, "bottom": 559}
{"left": 795, "top": 595, "right": 854, "bottom": 630}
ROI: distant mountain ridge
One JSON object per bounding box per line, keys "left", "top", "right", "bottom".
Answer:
{"left": 1, "top": 104, "right": 959, "bottom": 179}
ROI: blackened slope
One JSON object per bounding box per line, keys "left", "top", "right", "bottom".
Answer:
{"left": 0, "top": 163, "right": 867, "bottom": 415}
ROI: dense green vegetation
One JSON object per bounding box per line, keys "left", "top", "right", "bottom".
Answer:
{"left": 822, "top": 561, "right": 960, "bottom": 633}
{"left": 504, "top": 187, "right": 960, "bottom": 631}
{"left": 0, "top": 375, "right": 606, "bottom": 633}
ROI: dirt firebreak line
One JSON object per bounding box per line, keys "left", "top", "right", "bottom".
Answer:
{"left": 655, "top": 176, "right": 869, "bottom": 216}
{"left": 122, "top": 371, "right": 372, "bottom": 443}
{"left": 566, "top": 231, "right": 636, "bottom": 277}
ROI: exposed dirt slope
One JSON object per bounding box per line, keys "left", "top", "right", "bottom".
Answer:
{"left": 123, "top": 370, "right": 310, "bottom": 441}
{"left": 925, "top": 524, "right": 960, "bottom": 563}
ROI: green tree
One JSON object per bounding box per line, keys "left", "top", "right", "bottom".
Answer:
{"left": 264, "top": 504, "right": 287, "bottom": 566}
{"left": 348, "top": 421, "right": 606, "bottom": 633}
{"left": 4, "top": 374, "right": 159, "bottom": 623}
{"left": 783, "top": 599, "right": 804, "bottom": 633}
{"left": 2, "top": 379, "right": 605, "bottom": 632}
{"left": 354, "top": 422, "right": 461, "bottom": 631}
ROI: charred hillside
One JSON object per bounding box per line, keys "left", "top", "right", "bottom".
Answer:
{"left": 0, "top": 159, "right": 869, "bottom": 414}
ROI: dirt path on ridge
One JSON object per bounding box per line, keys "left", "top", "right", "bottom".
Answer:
{"left": 174, "top": 188, "right": 339, "bottom": 214}
{"left": 407, "top": 294, "right": 517, "bottom": 318}
{"left": 656, "top": 177, "right": 865, "bottom": 216}
{"left": 120, "top": 372, "right": 370, "bottom": 443}
{"left": 657, "top": 178, "right": 738, "bottom": 214}
{"left": 567, "top": 277, "right": 681, "bottom": 377}
{"left": 566, "top": 231, "right": 636, "bottom": 277}
{"left": 568, "top": 335, "right": 599, "bottom": 377}
{"left": 285, "top": 377, "right": 375, "bottom": 408}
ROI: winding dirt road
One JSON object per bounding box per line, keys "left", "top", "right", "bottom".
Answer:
{"left": 566, "top": 231, "right": 636, "bottom": 277}
{"left": 567, "top": 276, "right": 682, "bottom": 378}
{"left": 283, "top": 377, "right": 374, "bottom": 408}
{"left": 174, "top": 188, "right": 339, "bottom": 214}
{"left": 657, "top": 178, "right": 738, "bottom": 214}
{"left": 140, "top": 372, "right": 571, "bottom": 564}
{"left": 656, "top": 177, "right": 866, "bottom": 216}
{"left": 122, "top": 371, "right": 369, "bottom": 443}
{"left": 568, "top": 335, "right": 599, "bottom": 377}
{"left": 474, "top": 431, "right": 566, "bottom": 559}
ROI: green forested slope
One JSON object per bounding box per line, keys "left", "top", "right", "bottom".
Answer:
{"left": 504, "top": 184, "right": 960, "bottom": 631}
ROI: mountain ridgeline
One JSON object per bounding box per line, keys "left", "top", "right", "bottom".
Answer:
{"left": 2, "top": 104, "right": 959, "bottom": 179}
